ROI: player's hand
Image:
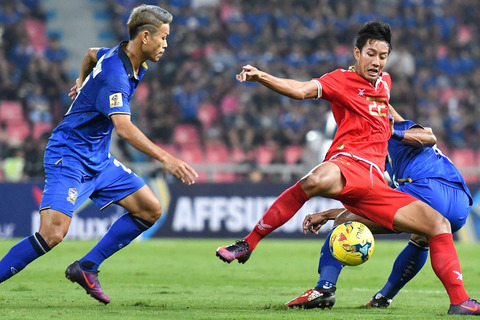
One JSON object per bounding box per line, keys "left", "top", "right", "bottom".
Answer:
{"left": 236, "top": 64, "right": 261, "bottom": 82}
{"left": 303, "top": 208, "right": 345, "bottom": 235}
{"left": 303, "top": 212, "right": 330, "bottom": 235}
{"left": 162, "top": 154, "right": 198, "bottom": 185}
{"left": 68, "top": 78, "right": 83, "bottom": 100}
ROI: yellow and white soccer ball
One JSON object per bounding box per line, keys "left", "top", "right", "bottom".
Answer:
{"left": 329, "top": 221, "right": 375, "bottom": 266}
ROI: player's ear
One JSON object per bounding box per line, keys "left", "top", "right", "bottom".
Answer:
{"left": 140, "top": 30, "right": 149, "bottom": 45}
{"left": 353, "top": 47, "right": 360, "bottom": 60}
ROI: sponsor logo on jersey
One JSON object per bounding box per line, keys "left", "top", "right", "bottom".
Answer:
{"left": 67, "top": 188, "right": 78, "bottom": 205}
{"left": 109, "top": 93, "right": 123, "bottom": 108}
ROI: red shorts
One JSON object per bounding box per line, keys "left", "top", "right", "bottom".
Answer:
{"left": 329, "top": 155, "right": 417, "bottom": 231}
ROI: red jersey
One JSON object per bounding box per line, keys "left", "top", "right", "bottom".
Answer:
{"left": 313, "top": 67, "right": 392, "bottom": 172}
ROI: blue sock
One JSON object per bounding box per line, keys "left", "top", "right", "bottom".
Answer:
{"left": 79, "top": 213, "right": 152, "bottom": 272}
{"left": 316, "top": 229, "right": 343, "bottom": 290}
{"left": 0, "top": 233, "right": 50, "bottom": 282}
{"left": 378, "top": 240, "right": 428, "bottom": 299}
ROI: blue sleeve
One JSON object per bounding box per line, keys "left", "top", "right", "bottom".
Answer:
{"left": 95, "top": 74, "right": 131, "bottom": 117}
{"left": 96, "top": 47, "right": 110, "bottom": 60}
{"left": 394, "top": 120, "right": 421, "bottom": 131}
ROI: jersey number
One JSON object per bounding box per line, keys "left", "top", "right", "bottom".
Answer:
{"left": 368, "top": 100, "right": 387, "bottom": 117}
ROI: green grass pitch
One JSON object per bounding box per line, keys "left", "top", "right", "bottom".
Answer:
{"left": 0, "top": 238, "right": 479, "bottom": 319}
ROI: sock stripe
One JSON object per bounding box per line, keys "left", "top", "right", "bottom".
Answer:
{"left": 408, "top": 239, "right": 429, "bottom": 251}
{"left": 128, "top": 214, "right": 153, "bottom": 231}
{"left": 28, "top": 233, "right": 51, "bottom": 256}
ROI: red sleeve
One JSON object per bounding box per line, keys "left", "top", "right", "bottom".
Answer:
{"left": 313, "top": 69, "right": 345, "bottom": 102}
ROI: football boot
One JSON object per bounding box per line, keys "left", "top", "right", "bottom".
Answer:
{"left": 285, "top": 287, "right": 336, "bottom": 309}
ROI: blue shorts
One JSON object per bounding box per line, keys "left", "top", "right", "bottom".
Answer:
{"left": 397, "top": 178, "right": 470, "bottom": 233}
{"left": 39, "top": 158, "right": 145, "bottom": 217}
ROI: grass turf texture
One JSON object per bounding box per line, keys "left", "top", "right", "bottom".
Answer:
{"left": 0, "top": 238, "right": 479, "bottom": 320}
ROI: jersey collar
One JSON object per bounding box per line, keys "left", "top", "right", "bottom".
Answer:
{"left": 118, "top": 41, "right": 148, "bottom": 81}
{"left": 349, "top": 65, "right": 382, "bottom": 88}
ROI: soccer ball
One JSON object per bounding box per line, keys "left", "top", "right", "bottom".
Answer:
{"left": 329, "top": 221, "right": 375, "bottom": 266}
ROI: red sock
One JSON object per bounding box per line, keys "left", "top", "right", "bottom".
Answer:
{"left": 429, "top": 233, "right": 469, "bottom": 305}
{"left": 244, "top": 182, "right": 310, "bottom": 250}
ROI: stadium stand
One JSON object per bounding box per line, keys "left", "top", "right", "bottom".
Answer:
{"left": 0, "top": 0, "right": 479, "bottom": 182}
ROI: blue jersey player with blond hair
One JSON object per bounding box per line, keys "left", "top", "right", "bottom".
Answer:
{"left": 288, "top": 106, "right": 474, "bottom": 315}
{"left": 0, "top": 5, "right": 197, "bottom": 304}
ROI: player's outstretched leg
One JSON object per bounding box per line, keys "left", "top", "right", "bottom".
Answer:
{"left": 366, "top": 239, "right": 428, "bottom": 308}
{"left": 286, "top": 229, "right": 342, "bottom": 309}
{"left": 216, "top": 182, "right": 309, "bottom": 264}
{"left": 216, "top": 240, "right": 252, "bottom": 264}
{"left": 65, "top": 213, "right": 153, "bottom": 303}
{"left": 65, "top": 260, "right": 110, "bottom": 304}
{"left": 0, "top": 233, "right": 51, "bottom": 283}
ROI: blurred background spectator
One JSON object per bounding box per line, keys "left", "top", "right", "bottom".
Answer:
{"left": 0, "top": 0, "right": 479, "bottom": 182}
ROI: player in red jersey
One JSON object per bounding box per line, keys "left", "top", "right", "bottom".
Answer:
{"left": 216, "top": 21, "right": 480, "bottom": 315}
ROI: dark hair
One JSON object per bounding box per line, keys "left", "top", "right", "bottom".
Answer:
{"left": 354, "top": 21, "right": 392, "bottom": 53}
{"left": 127, "top": 5, "right": 173, "bottom": 40}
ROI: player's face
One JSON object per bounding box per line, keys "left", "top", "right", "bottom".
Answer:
{"left": 354, "top": 40, "right": 389, "bottom": 85}
{"left": 145, "top": 23, "right": 170, "bottom": 62}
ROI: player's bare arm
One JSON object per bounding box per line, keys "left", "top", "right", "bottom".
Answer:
{"left": 388, "top": 104, "right": 405, "bottom": 122}
{"left": 389, "top": 104, "right": 437, "bottom": 147}
{"left": 111, "top": 114, "right": 198, "bottom": 185}
{"left": 236, "top": 64, "right": 318, "bottom": 100}
{"left": 400, "top": 127, "right": 437, "bottom": 147}
{"left": 304, "top": 208, "right": 392, "bottom": 235}
{"left": 302, "top": 208, "right": 346, "bottom": 235}
{"left": 69, "top": 47, "right": 101, "bottom": 100}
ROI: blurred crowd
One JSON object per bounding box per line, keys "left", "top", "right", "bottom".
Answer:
{"left": 0, "top": 0, "right": 479, "bottom": 182}
{"left": 0, "top": 0, "right": 70, "bottom": 182}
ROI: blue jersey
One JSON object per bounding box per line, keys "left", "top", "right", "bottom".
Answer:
{"left": 386, "top": 120, "right": 472, "bottom": 205}
{"left": 44, "top": 42, "right": 147, "bottom": 175}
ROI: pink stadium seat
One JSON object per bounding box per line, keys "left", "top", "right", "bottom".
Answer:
{"left": 179, "top": 145, "right": 208, "bottom": 182}
{"left": 32, "top": 121, "right": 53, "bottom": 140}
{"left": 205, "top": 143, "right": 229, "bottom": 164}
{"left": 179, "top": 145, "right": 204, "bottom": 164}
{"left": 195, "top": 171, "right": 208, "bottom": 182}
{"left": 5, "top": 121, "right": 31, "bottom": 145}
{"left": 449, "top": 148, "right": 477, "bottom": 183}
{"left": 213, "top": 171, "right": 235, "bottom": 183}
{"left": 198, "top": 103, "right": 218, "bottom": 130}
{"left": 133, "top": 82, "right": 149, "bottom": 106}
{"left": 24, "top": 19, "right": 48, "bottom": 53}
{"left": 0, "top": 100, "right": 24, "bottom": 123}
{"left": 173, "top": 124, "right": 199, "bottom": 146}
{"left": 284, "top": 145, "right": 303, "bottom": 164}
{"left": 206, "top": 143, "right": 235, "bottom": 182}
{"left": 231, "top": 146, "right": 247, "bottom": 163}
{"left": 255, "top": 145, "right": 275, "bottom": 166}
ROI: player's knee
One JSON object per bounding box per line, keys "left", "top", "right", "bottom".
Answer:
{"left": 144, "top": 200, "right": 163, "bottom": 223}
{"left": 431, "top": 215, "right": 451, "bottom": 235}
{"left": 300, "top": 172, "right": 334, "bottom": 197}
{"left": 40, "top": 229, "right": 66, "bottom": 248}
{"left": 150, "top": 206, "right": 163, "bottom": 222}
